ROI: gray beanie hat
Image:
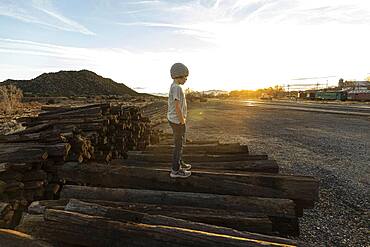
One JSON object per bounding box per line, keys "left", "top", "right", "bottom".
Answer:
{"left": 170, "top": 63, "right": 189, "bottom": 79}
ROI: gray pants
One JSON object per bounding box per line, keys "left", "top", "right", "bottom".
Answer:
{"left": 169, "top": 121, "right": 186, "bottom": 171}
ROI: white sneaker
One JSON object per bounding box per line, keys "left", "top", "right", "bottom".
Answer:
{"left": 170, "top": 168, "right": 191, "bottom": 178}
{"left": 180, "top": 161, "right": 191, "bottom": 170}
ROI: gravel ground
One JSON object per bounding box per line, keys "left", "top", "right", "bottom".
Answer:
{"left": 177, "top": 100, "right": 369, "bottom": 247}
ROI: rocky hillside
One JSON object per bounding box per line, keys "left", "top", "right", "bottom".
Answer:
{"left": 1, "top": 70, "right": 139, "bottom": 97}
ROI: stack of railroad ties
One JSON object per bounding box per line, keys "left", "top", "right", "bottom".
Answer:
{"left": 0, "top": 102, "right": 319, "bottom": 246}
{"left": 0, "top": 103, "right": 152, "bottom": 231}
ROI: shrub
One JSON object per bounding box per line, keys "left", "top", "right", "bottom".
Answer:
{"left": 0, "top": 85, "right": 23, "bottom": 114}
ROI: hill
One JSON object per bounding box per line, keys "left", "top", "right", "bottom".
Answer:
{"left": 1, "top": 70, "right": 139, "bottom": 97}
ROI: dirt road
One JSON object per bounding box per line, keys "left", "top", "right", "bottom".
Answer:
{"left": 160, "top": 99, "right": 369, "bottom": 246}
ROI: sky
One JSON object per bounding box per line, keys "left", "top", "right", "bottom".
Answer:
{"left": 0, "top": 0, "right": 370, "bottom": 93}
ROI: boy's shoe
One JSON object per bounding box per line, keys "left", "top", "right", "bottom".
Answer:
{"left": 180, "top": 161, "right": 191, "bottom": 170}
{"left": 170, "top": 168, "right": 191, "bottom": 178}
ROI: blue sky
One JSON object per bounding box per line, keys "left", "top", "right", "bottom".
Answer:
{"left": 0, "top": 0, "right": 369, "bottom": 93}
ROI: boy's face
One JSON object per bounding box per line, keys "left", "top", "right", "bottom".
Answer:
{"left": 175, "top": 76, "right": 188, "bottom": 85}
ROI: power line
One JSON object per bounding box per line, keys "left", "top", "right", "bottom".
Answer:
{"left": 291, "top": 76, "right": 336, "bottom": 80}
{"left": 285, "top": 83, "right": 325, "bottom": 87}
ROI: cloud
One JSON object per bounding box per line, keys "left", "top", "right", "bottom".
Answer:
{"left": 0, "top": 0, "right": 95, "bottom": 35}
{"left": 115, "top": 21, "right": 215, "bottom": 44}
{"left": 236, "top": 0, "right": 370, "bottom": 25}
{"left": 125, "top": 0, "right": 161, "bottom": 5}
{"left": 116, "top": 21, "right": 191, "bottom": 29}
{"left": 32, "top": 0, "right": 95, "bottom": 35}
{"left": 0, "top": 38, "right": 96, "bottom": 61}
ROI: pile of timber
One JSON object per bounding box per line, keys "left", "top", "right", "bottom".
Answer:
{"left": 16, "top": 198, "right": 299, "bottom": 246}
{"left": 0, "top": 103, "right": 154, "bottom": 228}
{"left": 140, "top": 101, "right": 168, "bottom": 144}
{"left": 55, "top": 160, "right": 318, "bottom": 237}
{"left": 0, "top": 146, "right": 51, "bottom": 228}
{"left": 141, "top": 101, "right": 168, "bottom": 127}
{"left": 17, "top": 103, "right": 152, "bottom": 162}
{"left": 110, "top": 141, "right": 317, "bottom": 237}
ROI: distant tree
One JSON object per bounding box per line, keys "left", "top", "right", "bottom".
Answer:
{"left": 185, "top": 88, "right": 193, "bottom": 94}
{"left": 338, "top": 78, "right": 344, "bottom": 88}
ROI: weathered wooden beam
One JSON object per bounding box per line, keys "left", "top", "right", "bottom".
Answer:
{"left": 61, "top": 185, "right": 297, "bottom": 218}
{"left": 4, "top": 181, "right": 24, "bottom": 192}
{"left": 0, "top": 163, "right": 32, "bottom": 173}
{"left": 65, "top": 199, "right": 297, "bottom": 245}
{"left": 0, "top": 131, "right": 61, "bottom": 143}
{"left": 0, "top": 229, "right": 53, "bottom": 247}
{"left": 0, "top": 148, "right": 48, "bottom": 163}
{"left": 142, "top": 143, "right": 249, "bottom": 154}
{"left": 112, "top": 159, "right": 279, "bottom": 173}
{"left": 23, "top": 113, "right": 103, "bottom": 123}
{"left": 0, "top": 171, "right": 24, "bottom": 181}
{"left": 28, "top": 200, "right": 69, "bottom": 215}
{"left": 0, "top": 143, "right": 70, "bottom": 158}
{"left": 27, "top": 199, "right": 273, "bottom": 234}
{"left": 0, "top": 202, "right": 11, "bottom": 216}
{"left": 58, "top": 163, "right": 317, "bottom": 206}
{"left": 37, "top": 106, "right": 102, "bottom": 119}
{"left": 39, "top": 103, "right": 110, "bottom": 116}
{"left": 9, "top": 123, "right": 51, "bottom": 135}
{"left": 0, "top": 180, "right": 5, "bottom": 194}
{"left": 125, "top": 153, "right": 268, "bottom": 162}
{"left": 22, "top": 170, "right": 47, "bottom": 182}
{"left": 30, "top": 209, "right": 297, "bottom": 247}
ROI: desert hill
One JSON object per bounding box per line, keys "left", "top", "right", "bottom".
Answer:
{"left": 1, "top": 70, "right": 139, "bottom": 97}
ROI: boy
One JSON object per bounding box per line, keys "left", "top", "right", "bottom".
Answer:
{"left": 167, "top": 63, "right": 191, "bottom": 178}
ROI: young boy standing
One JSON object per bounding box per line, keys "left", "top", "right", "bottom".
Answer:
{"left": 167, "top": 63, "right": 191, "bottom": 178}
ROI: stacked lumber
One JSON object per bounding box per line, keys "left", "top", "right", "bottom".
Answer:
{"left": 18, "top": 103, "right": 152, "bottom": 162}
{"left": 0, "top": 103, "right": 153, "bottom": 229}
{"left": 0, "top": 146, "right": 50, "bottom": 228}
{"left": 107, "top": 142, "right": 317, "bottom": 236}
{"left": 57, "top": 161, "right": 318, "bottom": 236}
{"left": 0, "top": 126, "right": 71, "bottom": 228}
{"left": 16, "top": 198, "right": 299, "bottom": 246}
{"left": 116, "top": 142, "right": 277, "bottom": 173}
{"left": 140, "top": 100, "right": 179, "bottom": 145}
{"left": 141, "top": 101, "right": 168, "bottom": 127}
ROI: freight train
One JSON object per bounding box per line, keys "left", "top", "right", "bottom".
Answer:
{"left": 298, "top": 90, "right": 370, "bottom": 101}
{"left": 315, "top": 91, "right": 347, "bottom": 101}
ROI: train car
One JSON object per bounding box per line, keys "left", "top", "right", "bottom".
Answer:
{"left": 347, "top": 91, "right": 370, "bottom": 101}
{"left": 315, "top": 91, "right": 347, "bottom": 101}
{"left": 305, "top": 92, "right": 316, "bottom": 100}
{"left": 297, "top": 91, "right": 305, "bottom": 99}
